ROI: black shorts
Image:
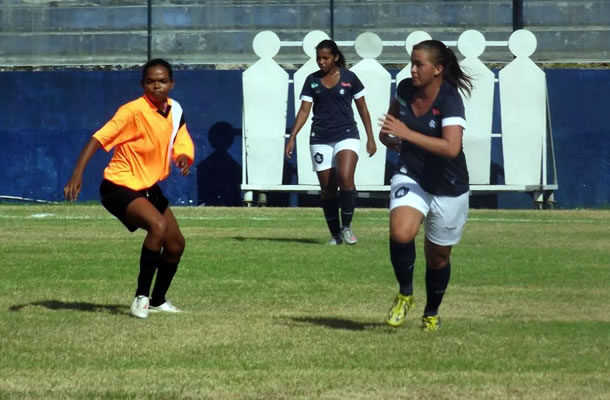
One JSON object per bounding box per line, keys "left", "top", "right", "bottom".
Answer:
{"left": 100, "top": 179, "right": 169, "bottom": 232}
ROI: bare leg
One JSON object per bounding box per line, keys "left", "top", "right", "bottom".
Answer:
{"left": 317, "top": 168, "right": 340, "bottom": 236}
{"left": 334, "top": 150, "right": 357, "bottom": 191}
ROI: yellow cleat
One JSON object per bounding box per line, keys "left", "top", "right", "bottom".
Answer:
{"left": 421, "top": 315, "right": 441, "bottom": 332}
{"left": 386, "top": 294, "right": 414, "bottom": 327}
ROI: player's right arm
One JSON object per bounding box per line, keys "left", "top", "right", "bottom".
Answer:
{"left": 378, "top": 99, "right": 401, "bottom": 152}
{"left": 64, "top": 137, "right": 102, "bottom": 201}
{"left": 64, "top": 105, "right": 133, "bottom": 201}
{"left": 285, "top": 100, "right": 312, "bottom": 159}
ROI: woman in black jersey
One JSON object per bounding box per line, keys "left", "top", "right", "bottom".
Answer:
{"left": 285, "top": 40, "right": 376, "bottom": 245}
{"left": 379, "top": 40, "right": 472, "bottom": 331}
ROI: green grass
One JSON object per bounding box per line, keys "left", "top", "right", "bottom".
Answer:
{"left": 0, "top": 205, "right": 608, "bottom": 399}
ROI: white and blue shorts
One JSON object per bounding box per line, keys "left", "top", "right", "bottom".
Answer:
{"left": 309, "top": 138, "right": 360, "bottom": 172}
{"left": 389, "top": 173, "right": 469, "bottom": 246}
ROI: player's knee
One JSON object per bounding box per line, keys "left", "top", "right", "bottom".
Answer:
{"left": 391, "top": 231, "right": 416, "bottom": 243}
{"left": 426, "top": 252, "right": 450, "bottom": 269}
{"left": 390, "top": 228, "right": 417, "bottom": 243}
{"left": 149, "top": 218, "right": 168, "bottom": 239}
{"left": 167, "top": 233, "right": 185, "bottom": 257}
{"left": 320, "top": 188, "right": 338, "bottom": 199}
{"left": 390, "top": 225, "right": 418, "bottom": 243}
{"left": 175, "top": 234, "right": 186, "bottom": 256}
{"left": 335, "top": 173, "right": 353, "bottom": 190}
{"left": 337, "top": 179, "right": 354, "bottom": 191}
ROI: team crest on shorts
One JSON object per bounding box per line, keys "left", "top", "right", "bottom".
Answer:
{"left": 314, "top": 152, "right": 324, "bottom": 164}
{"left": 394, "top": 186, "right": 409, "bottom": 198}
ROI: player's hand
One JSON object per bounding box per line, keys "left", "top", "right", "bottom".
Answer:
{"left": 379, "top": 114, "right": 411, "bottom": 141}
{"left": 379, "top": 131, "right": 402, "bottom": 152}
{"left": 64, "top": 174, "right": 83, "bottom": 202}
{"left": 175, "top": 155, "right": 190, "bottom": 176}
{"left": 285, "top": 136, "right": 296, "bottom": 159}
{"left": 366, "top": 138, "right": 377, "bottom": 157}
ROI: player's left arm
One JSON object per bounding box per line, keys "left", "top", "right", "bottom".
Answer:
{"left": 354, "top": 97, "right": 377, "bottom": 157}
{"left": 173, "top": 123, "right": 195, "bottom": 176}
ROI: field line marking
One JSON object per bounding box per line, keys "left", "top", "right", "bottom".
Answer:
{"left": 0, "top": 213, "right": 600, "bottom": 224}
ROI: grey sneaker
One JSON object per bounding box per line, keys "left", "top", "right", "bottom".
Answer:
{"left": 340, "top": 226, "right": 358, "bottom": 245}
{"left": 328, "top": 233, "right": 343, "bottom": 245}
{"left": 130, "top": 295, "right": 149, "bottom": 319}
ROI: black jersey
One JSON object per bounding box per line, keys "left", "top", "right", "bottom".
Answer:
{"left": 300, "top": 68, "right": 366, "bottom": 145}
{"left": 396, "top": 78, "right": 469, "bottom": 196}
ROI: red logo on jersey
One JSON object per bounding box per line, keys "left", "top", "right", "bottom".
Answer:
{"left": 340, "top": 82, "right": 352, "bottom": 87}
{"left": 432, "top": 108, "right": 440, "bottom": 115}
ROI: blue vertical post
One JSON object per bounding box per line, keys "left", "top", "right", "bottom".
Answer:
{"left": 513, "top": 0, "right": 524, "bottom": 31}
{"left": 147, "top": 0, "right": 152, "bottom": 60}
{"left": 330, "top": 0, "right": 335, "bottom": 39}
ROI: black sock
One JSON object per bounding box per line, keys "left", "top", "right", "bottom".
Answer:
{"left": 339, "top": 189, "right": 356, "bottom": 228}
{"left": 424, "top": 262, "right": 451, "bottom": 316}
{"left": 150, "top": 258, "right": 179, "bottom": 307}
{"left": 136, "top": 245, "right": 161, "bottom": 298}
{"left": 321, "top": 196, "right": 340, "bottom": 235}
{"left": 390, "top": 239, "right": 416, "bottom": 296}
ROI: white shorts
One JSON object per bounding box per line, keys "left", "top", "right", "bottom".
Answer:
{"left": 309, "top": 138, "right": 360, "bottom": 172}
{"left": 389, "top": 173, "right": 469, "bottom": 246}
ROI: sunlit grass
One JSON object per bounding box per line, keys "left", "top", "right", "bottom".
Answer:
{"left": 1, "top": 205, "right": 608, "bottom": 399}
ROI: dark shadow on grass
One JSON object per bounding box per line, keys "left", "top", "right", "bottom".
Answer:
{"left": 9, "top": 300, "right": 129, "bottom": 315}
{"left": 289, "top": 316, "right": 389, "bottom": 331}
{"left": 232, "top": 236, "right": 322, "bottom": 245}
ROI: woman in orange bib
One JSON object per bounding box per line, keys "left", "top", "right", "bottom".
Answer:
{"left": 64, "top": 59, "right": 195, "bottom": 319}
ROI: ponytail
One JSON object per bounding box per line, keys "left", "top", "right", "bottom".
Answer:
{"left": 413, "top": 40, "right": 472, "bottom": 96}
{"left": 316, "top": 39, "right": 346, "bottom": 68}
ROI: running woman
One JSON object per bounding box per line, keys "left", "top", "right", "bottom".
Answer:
{"left": 64, "top": 59, "right": 195, "bottom": 319}
{"left": 285, "top": 39, "right": 376, "bottom": 245}
{"left": 379, "top": 40, "right": 472, "bottom": 331}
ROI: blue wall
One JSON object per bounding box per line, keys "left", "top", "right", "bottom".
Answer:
{"left": 0, "top": 69, "right": 608, "bottom": 208}
{"left": 545, "top": 70, "right": 609, "bottom": 208}
{"left": 0, "top": 69, "right": 244, "bottom": 206}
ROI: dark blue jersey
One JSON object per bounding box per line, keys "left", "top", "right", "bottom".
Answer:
{"left": 300, "top": 68, "right": 366, "bottom": 144}
{"left": 396, "top": 78, "right": 469, "bottom": 196}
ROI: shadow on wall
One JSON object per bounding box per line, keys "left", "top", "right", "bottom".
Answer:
{"left": 265, "top": 133, "right": 298, "bottom": 206}
{"left": 197, "top": 122, "right": 242, "bottom": 206}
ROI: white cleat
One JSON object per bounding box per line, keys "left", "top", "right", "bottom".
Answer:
{"left": 130, "top": 295, "right": 149, "bottom": 319}
{"left": 340, "top": 226, "right": 358, "bottom": 245}
{"left": 149, "top": 300, "right": 182, "bottom": 313}
{"left": 328, "top": 233, "right": 343, "bottom": 245}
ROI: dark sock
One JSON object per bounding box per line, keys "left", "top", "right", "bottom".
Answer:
{"left": 390, "top": 239, "right": 416, "bottom": 296}
{"left": 339, "top": 189, "right": 356, "bottom": 228}
{"left": 424, "top": 262, "right": 451, "bottom": 316}
{"left": 150, "top": 258, "right": 179, "bottom": 307}
{"left": 321, "top": 196, "right": 340, "bottom": 235}
{"left": 136, "top": 245, "right": 161, "bottom": 298}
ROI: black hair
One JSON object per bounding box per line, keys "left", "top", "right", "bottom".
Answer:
{"left": 316, "top": 39, "right": 346, "bottom": 68}
{"left": 142, "top": 58, "right": 173, "bottom": 81}
{"left": 413, "top": 40, "right": 472, "bottom": 96}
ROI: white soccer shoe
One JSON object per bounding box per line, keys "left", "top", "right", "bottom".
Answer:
{"left": 340, "top": 226, "right": 358, "bottom": 245}
{"left": 130, "top": 295, "right": 149, "bottom": 319}
{"left": 149, "top": 300, "right": 182, "bottom": 313}
{"left": 328, "top": 233, "right": 343, "bottom": 245}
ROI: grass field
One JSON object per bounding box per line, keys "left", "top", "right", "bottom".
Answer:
{"left": 0, "top": 204, "right": 608, "bottom": 400}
